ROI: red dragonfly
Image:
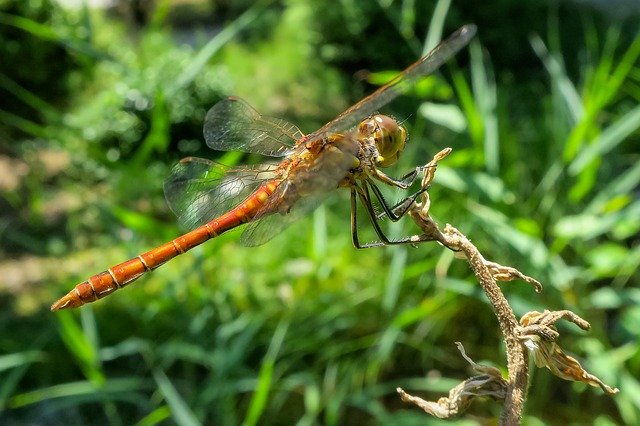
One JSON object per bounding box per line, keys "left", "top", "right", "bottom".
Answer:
{"left": 51, "top": 25, "right": 476, "bottom": 311}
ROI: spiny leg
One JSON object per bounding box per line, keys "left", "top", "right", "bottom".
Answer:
{"left": 351, "top": 185, "right": 392, "bottom": 249}
{"left": 367, "top": 178, "right": 428, "bottom": 221}
{"left": 351, "top": 182, "right": 434, "bottom": 249}
{"left": 352, "top": 179, "right": 457, "bottom": 249}
{"left": 351, "top": 188, "right": 363, "bottom": 248}
{"left": 372, "top": 165, "right": 426, "bottom": 189}
{"left": 367, "top": 163, "right": 436, "bottom": 220}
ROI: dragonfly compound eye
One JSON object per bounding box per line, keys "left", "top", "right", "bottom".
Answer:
{"left": 367, "top": 115, "right": 407, "bottom": 168}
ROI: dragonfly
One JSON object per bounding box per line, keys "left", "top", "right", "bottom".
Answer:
{"left": 51, "top": 24, "right": 476, "bottom": 311}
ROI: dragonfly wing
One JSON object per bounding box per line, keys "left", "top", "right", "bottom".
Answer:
{"left": 204, "top": 96, "right": 303, "bottom": 157}
{"left": 164, "top": 156, "right": 277, "bottom": 230}
{"left": 239, "top": 179, "right": 328, "bottom": 247}
{"left": 239, "top": 134, "right": 360, "bottom": 246}
{"left": 309, "top": 24, "right": 477, "bottom": 138}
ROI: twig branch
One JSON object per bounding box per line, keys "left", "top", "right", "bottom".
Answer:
{"left": 398, "top": 148, "right": 539, "bottom": 424}
{"left": 397, "top": 342, "right": 507, "bottom": 418}
{"left": 395, "top": 148, "right": 618, "bottom": 423}
{"left": 438, "top": 225, "right": 529, "bottom": 424}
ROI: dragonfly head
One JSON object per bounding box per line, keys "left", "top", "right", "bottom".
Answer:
{"left": 359, "top": 115, "right": 407, "bottom": 168}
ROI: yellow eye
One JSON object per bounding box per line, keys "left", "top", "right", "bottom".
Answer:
{"left": 366, "top": 115, "right": 406, "bottom": 168}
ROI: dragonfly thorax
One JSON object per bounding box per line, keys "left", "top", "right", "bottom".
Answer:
{"left": 358, "top": 115, "right": 407, "bottom": 168}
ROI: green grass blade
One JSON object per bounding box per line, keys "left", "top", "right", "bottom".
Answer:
{"left": 586, "top": 160, "right": 640, "bottom": 215}
{"left": 0, "top": 73, "right": 60, "bottom": 120}
{"left": 0, "top": 108, "right": 48, "bottom": 137}
{"left": 8, "top": 378, "right": 146, "bottom": 409}
{"left": 110, "top": 206, "right": 167, "bottom": 235}
{"left": 381, "top": 247, "right": 407, "bottom": 312}
{"left": 423, "top": 0, "right": 452, "bottom": 53}
{"left": 451, "top": 68, "right": 483, "bottom": 148}
{"left": 242, "top": 319, "right": 289, "bottom": 426}
{"left": 152, "top": 368, "right": 200, "bottom": 426}
{"left": 56, "top": 310, "right": 104, "bottom": 385}
{"left": 148, "top": 0, "right": 172, "bottom": 29}
{"left": 0, "top": 351, "right": 45, "bottom": 373}
{"left": 132, "top": 89, "right": 170, "bottom": 164}
{"left": 470, "top": 40, "right": 499, "bottom": 174}
{"left": 530, "top": 33, "right": 583, "bottom": 123}
{"left": 598, "top": 27, "right": 640, "bottom": 108}
{"left": 418, "top": 101, "right": 466, "bottom": 132}
{"left": 554, "top": 200, "right": 640, "bottom": 241}
{"left": 569, "top": 103, "right": 640, "bottom": 175}
{"left": 0, "top": 11, "right": 105, "bottom": 60}
{"left": 136, "top": 406, "right": 172, "bottom": 426}
{"left": 169, "top": 0, "right": 272, "bottom": 96}
{"left": 564, "top": 28, "right": 640, "bottom": 162}
{"left": 80, "top": 304, "right": 100, "bottom": 358}
{"left": 0, "top": 351, "right": 46, "bottom": 410}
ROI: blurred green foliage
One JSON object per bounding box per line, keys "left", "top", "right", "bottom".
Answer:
{"left": 0, "top": 0, "right": 638, "bottom": 424}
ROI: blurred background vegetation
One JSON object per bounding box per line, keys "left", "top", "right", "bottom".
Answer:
{"left": 1, "top": 0, "right": 638, "bottom": 424}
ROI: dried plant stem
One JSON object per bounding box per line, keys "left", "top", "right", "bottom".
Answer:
{"left": 399, "top": 149, "right": 616, "bottom": 423}
{"left": 441, "top": 225, "right": 528, "bottom": 425}
{"left": 402, "top": 149, "right": 533, "bottom": 424}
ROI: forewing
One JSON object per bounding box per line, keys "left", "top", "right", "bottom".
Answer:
{"left": 204, "top": 96, "right": 303, "bottom": 157}
{"left": 164, "top": 157, "right": 277, "bottom": 230}
{"left": 240, "top": 135, "right": 360, "bottom": 246}
{"left": 239, "top": 179, "right": 328, "bottom": 247}
{"left": 309, "top": 25, "right": 477, "bottom": 138}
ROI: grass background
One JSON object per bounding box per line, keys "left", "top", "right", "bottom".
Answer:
{"left": 0, "top": 0, "right": 638, "bottom": 424}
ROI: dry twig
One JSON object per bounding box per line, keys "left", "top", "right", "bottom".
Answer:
{"left": 395, "top": 149, "right": 617, "bottom": 424}
{"left": 397, "top": 342, "right": 507, "bottom": 418}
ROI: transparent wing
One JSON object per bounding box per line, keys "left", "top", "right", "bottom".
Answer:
{"left": 308, "top": 24, "right": 477, "bottom": 138}
{"left": 204, "top": 96, "right": 303, "bottom": 157}
{"left": 163, "top": 156, "right": 279, "bottom": 230}
{"left": 239, "top": 179, "right": 328, "bottom": 246}
{"left": 239, "top": 134, "right": 361, "bottom": 246}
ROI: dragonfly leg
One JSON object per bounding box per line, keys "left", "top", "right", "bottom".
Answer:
{"left": 351, "top": 188, "right": 364, "bottom": 248}
{"left": 351, "top": 182, "right": 452, "bottom": 250}
{"left": 367, "top": 178, "right": 428, "bottom": 222}
{"left": 351, "top": 185, "right": 390, "bottom": 249}
{"left": 352, "top": 182, "right": 421, "bottom": 249}
{"left": 397, "top": 165, "right": 429, "bottom": 186}
{"left": 371, "top": 165, "right": 428, "bottom": 189}
{"left": 387, "top": 186, "right": 429, "bottom": 219}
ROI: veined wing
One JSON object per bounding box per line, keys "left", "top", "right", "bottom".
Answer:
{"left": 204, "top": 96, "right": 303, "bottom": 157}
{"left": 309, "top": 24, "right": 477, "bottom": 139}
{"left": 164, "top": 156, "right": 279, "bottom": 230}
{"left": 240, "top": 133, "right": 361, "bottom": 246}
{"left": 238, "top": 178, "right": 328, "bottom": 247}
